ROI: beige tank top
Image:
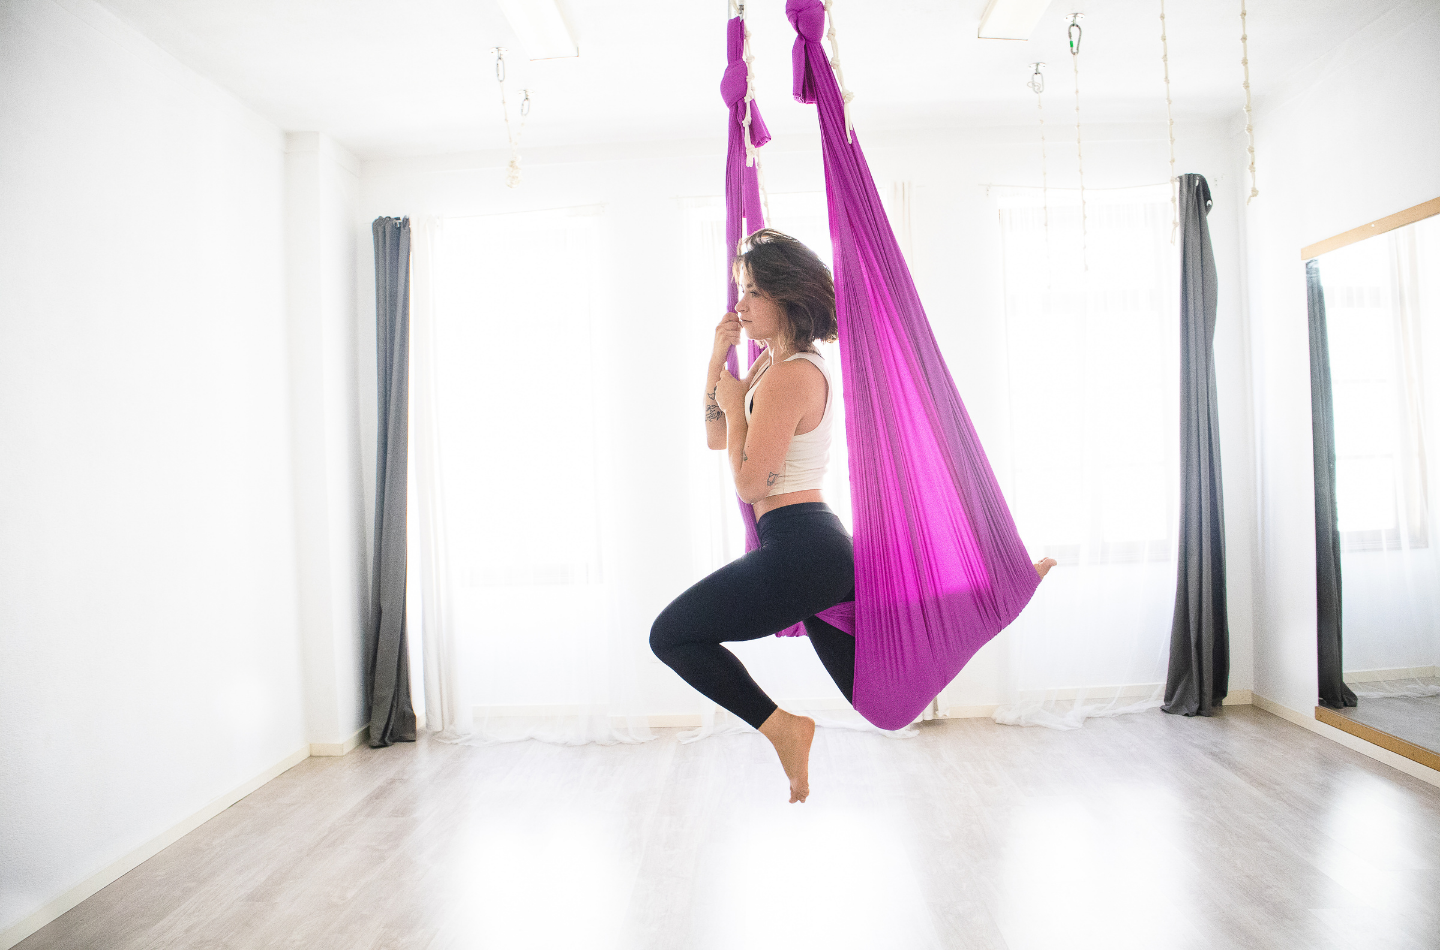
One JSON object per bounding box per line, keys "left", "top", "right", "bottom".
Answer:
{"left": 743, "top": 351, "right": 834, "bottom": 497}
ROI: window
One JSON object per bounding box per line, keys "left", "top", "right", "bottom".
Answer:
{"left": 433, "top": 208, "right": 604, "bottom": 586}
{"left": 996, "top": 185, "right": 1180, "bottom": 565}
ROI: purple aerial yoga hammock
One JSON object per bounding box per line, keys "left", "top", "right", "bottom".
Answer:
{"left": 719, "top": 2, "right": 1040, "bottom": 730}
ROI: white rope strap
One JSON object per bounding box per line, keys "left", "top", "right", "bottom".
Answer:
{"left": 1028, "top": 64, "right": 1050, "bottom": 236}
{"left": 740, "top": 11, "right": 772, "bottom": 227}
{"left": 1240, "top": 0, "right": 1259, "bottom": 203}
{"left": 492, "top": 48, "right": 529, "bottom": 190}
{"left": 1160, "top": 0, "right": 1178, "bottom": 241}
{"left": 822, "top": 0, "right": 856, "bottom": 143}
{"left": 1029, "top": 63, "right": 1053, "bottom": 279}
{"left": 1068, "top": 14, "right": 1088, "bottom": 271}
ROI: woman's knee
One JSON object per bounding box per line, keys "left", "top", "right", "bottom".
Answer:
{"left": 649, "top": 606, "right": 682, "bottom": 664}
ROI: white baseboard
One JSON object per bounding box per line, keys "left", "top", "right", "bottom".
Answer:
{"left": 1003, "top": 683, "right": 1168, "bottom": 703}
{"left": 648, "top": 714, "right": 703, "bottom": 728}
{"left": 645, "top": 699, "right": 853, "bottom": 730}
{"left": 1342, "top": 665, "right": 1438, "bottom": 683}
{"left": 650, "top": 691, "right": 1257, "bottom": 727}
{"left": 939, "top": 704, "right": 1001, "bottom": 718}
{"left": 939, "top": 689, "right": 1251, "bottom": 719}
{"left": 1251, "top": 693, "right": 1440, "bottom": 790}
{"left": 1, "top": 745, "right": 310, "bottom": 950}
{"left": 309, "top": 725, "right": 368, "bottom": 757}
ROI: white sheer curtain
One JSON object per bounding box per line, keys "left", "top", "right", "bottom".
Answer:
{"left": 1324, "top": 215, "right": 1440, "bottom": 699}
{"left": 409, "top": 218, "right": 468, "bottom": 739}
{"left": 410, "top": 209, "right": 653, "bottom": 745}
{"left": 992, "top": 184, "right": 1181, "bottom": 729}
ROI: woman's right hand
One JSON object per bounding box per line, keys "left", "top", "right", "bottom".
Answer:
{"left": 711, "top": 312, "right": 742, "bottom": 365}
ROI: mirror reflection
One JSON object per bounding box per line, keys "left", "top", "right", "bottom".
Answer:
{"left": 1315, "top": 211, "right": 1440, "bottom": 757}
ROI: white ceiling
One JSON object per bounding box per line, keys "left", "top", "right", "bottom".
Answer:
{"left": 95, "top": 0, "right": 1389, "bottom": 160}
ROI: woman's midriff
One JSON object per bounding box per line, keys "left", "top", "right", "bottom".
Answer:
{"left": 752, "top": 489, "right": 825, "bottom": 520}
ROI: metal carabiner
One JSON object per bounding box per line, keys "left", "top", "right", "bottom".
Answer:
{"left": 1027, "top": 62, "right": 1045, "bottom": 94}
{"left": 493, "top": 47, "right": 507, "bottom": 83}
{"left": 1067, "top": 14, "right": 1083, "bottom": 56}
{"left": 520, "top": 90, "right": 531, "bottom": 118}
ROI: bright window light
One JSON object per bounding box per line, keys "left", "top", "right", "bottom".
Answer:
{"left": 996, "top": 184, "right": 1180, "bottom": 564}
{"left": 977, "top": 0, "right": 1053, "bottom": 40}
{"left": 497, "top": 0, "right": 578, "bottom": 59}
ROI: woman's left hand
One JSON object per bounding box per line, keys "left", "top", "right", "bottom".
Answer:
{"left": 715, "top": 368, "right": 747, "bottom": 419}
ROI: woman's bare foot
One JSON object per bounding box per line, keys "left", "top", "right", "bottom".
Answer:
{"left": 758, "top": 709, "right": 816, "bottom": 803}
{"left": 1034, "top": 557, "right": 1057, "bottom": 579}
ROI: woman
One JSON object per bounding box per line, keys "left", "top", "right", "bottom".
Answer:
{"left": 650, "top": 229, "right": 848, "bottom": 804}
{"left": 650, "top": 230, "right": 1052, "bottom": 804}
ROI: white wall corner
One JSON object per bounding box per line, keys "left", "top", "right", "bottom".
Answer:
{"left": 319, "top": 134, "right": 361, "bottom": 178}
{"left": 286, "top": 132, "right": 370, "bottom": 748}
{"left": 309, "top": 725, "right": 369, "bottom": 757}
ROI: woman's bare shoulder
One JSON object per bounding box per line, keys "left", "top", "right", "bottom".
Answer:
{"left": 756, "top": 357, "right": 826, "bottom": 407}
{"left": 778, "top": 355, "right": 827, "bottom": 387}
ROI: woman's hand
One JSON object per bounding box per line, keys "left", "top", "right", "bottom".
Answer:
{"left": 711, "top": 311, "right": 742, "bottom": 365}
{"left": 715, "top": 367, "right": 747, "bottom": 418}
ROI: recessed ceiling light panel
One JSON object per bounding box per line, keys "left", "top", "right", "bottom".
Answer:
{"left": 497, "top": 0, "right": 578, "bottom": 60}
{"left": 977, "top": 0, "right": 1053, "bottom": 40}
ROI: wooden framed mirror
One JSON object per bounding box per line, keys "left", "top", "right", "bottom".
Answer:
{"left": 1306, "top": 196, "right": 1440, "bottom": 771}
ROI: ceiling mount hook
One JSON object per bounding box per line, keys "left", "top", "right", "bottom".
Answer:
{"left": 1027, "top": 62, "right": 1045, "bottom": 94}
{"left": 491, "top": 46, "right": 507, "bottom": 83}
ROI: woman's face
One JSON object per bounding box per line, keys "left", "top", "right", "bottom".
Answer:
{"left": 735, "top": 269, "right": 789, "bottom": 346}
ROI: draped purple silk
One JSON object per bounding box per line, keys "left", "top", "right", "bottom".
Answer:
{"left": 720, "top": 15, "right": 768, "bottom": 556}
{"left": 757, "top": 0, "right": 1037, "bottom": 729}
{"left": 722, "top": 16, "right": 857, "bottom": 641}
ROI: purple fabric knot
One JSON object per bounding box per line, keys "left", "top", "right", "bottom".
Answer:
{"left": 721, "top": 15, "right": 770, "bottom": 144}
{"left": 786, "top": 0, "right": 826, "bottom": 41}
{"left": 786, "top": 0, "right": 825, "bottom": 104}
{"left": 720, "top": 59, "right": 748, "bottom": 107}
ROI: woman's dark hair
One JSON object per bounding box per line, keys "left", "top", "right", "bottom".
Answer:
{"left": 734, "top": 229, "right": 837, "bottom": 348}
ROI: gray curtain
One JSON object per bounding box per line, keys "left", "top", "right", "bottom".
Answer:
{"left": 1308, "top": 259, "right": 1357, "bottom": 710}
{"left": 368, "top": 216, "right": 417, "bottom": 747}
{"left": 1163, "top": 174, "right": 1231, "bottom": 717}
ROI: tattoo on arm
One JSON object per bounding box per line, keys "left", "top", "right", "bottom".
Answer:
{"left": 705, "top": 404, "right": 723, "bottom": 422}
{"left": 766, "top": 471, "right": 781, "bottom": 487}
{"left": 742, "top": 451, "right": 748, "bottom": 462}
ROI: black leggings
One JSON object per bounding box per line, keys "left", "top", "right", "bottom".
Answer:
{"left": 650, "top": 502, "right": 857, "bottom": 729}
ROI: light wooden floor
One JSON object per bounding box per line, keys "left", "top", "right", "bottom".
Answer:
{"left": 19, "top": 707, "right": 1440, "bottom": 950}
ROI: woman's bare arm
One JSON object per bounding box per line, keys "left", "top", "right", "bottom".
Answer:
{"left": 704, "top": 313, "right": 744, "bottom": 450}
{"left": 704, "top": 361, "right": 728, "bottom": 450}
{"left": 706, "top": 318, "right": 769, "bottom": 451}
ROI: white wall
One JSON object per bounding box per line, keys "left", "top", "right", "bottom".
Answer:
{"left": 285, "top": 132, "right": 369, "bottom": 747}
{"left": 0, "top": 0, "right": 307, "bottom": 938}
{"left": 1243, "top": 0, "right": 1440, "bottom": 713}
{"left": 361, "top": 114, "right": 1258, "bottom": 716}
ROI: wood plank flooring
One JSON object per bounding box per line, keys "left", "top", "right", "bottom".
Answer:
{"left": 17, "top": 706, "right": 1440, "bottom": 950}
